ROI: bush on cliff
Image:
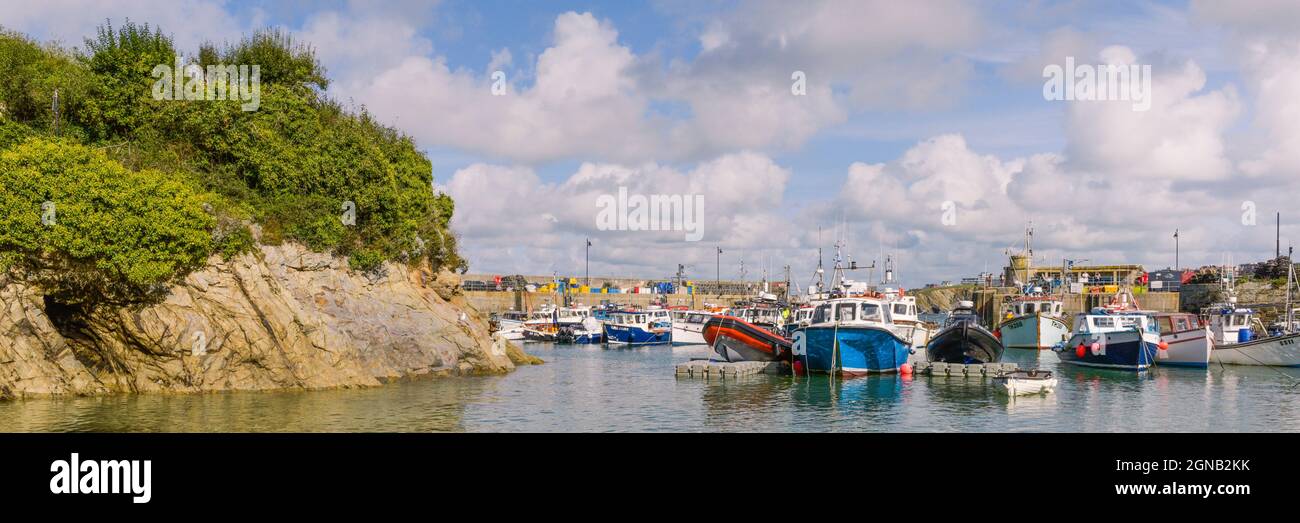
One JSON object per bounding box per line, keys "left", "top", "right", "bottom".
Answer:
{"left": 0, "top": 140, "right": 213, "bottom": 305}
{"left": 0, "top": 22, "right": 465, "bottom": 307}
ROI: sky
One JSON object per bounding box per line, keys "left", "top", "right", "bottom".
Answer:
{"left": 3, "top": 0, "right": 1299, "bottom": 289}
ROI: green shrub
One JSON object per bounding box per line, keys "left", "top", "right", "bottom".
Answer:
{"left": 0, "top": 22, "right": 462, "bottom": 294}
{"left": 0, "top": 140, "right": 213, "bottom": 305}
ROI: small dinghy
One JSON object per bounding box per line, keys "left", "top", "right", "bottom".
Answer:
{"left": 992, "top": 369, "right": 1057, "bottom": 396}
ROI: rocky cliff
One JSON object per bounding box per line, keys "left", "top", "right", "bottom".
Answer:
{"left": 0, "top": 243, "right": 537, "bottom": 400}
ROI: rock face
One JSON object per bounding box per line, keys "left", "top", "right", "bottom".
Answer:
{"left": 0, "top": 243, "right": 527, "bottom": 400}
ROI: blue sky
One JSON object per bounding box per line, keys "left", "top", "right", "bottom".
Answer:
{"left": 3, "top": 1, "right": 1297, "bottom": 287}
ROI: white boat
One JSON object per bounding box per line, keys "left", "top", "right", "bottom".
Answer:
{"left": 998, "top": 295, "right": 1071, "bottom": 350}
{"left": 490, "top": 310, "right": 529, "bottom": 341}
{"left": 1202, "top": 297, "right": 1300, "bottom": 366}
{"left": 1153, "top": 312, "right": 1212, "bottom": 368}
{"left": 881, "top": 288, "right": 931, "bottom": 352}
{"left": 670, "top": 309, "right": 717, "bottom": 345}
{"left": 520, "top": 304, "right": 594, "bottom": 342}
{"left": 993, "top": 370, "right": 1058, "bottom": 395}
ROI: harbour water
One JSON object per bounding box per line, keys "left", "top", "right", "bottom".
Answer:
{"left": 2, "top": 343, "right": 1298, "bottom": 432}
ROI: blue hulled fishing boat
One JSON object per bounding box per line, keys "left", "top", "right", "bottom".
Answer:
{"left": 602, "top": 308, "right": 672, "bottom": 345}
{"left": 796, "top": 297, "right": 914, "bottom": 375}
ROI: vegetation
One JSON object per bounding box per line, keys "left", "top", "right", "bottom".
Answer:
{"left": 0, "top": 22, "right": 463, "bottom": 306}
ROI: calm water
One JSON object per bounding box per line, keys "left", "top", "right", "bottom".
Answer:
{"left": 3, "top": 343, "right": 1299, "bottom": 432}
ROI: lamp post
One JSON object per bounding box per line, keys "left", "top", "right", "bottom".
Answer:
{"left": 716, "top": 246, "right": 722, "bottom": 297}
{"left": 1174, "top": 229, "right": 1179, "bottom": 270}
{"left": 585, "top": 238, "right": 591, "bottom": 287}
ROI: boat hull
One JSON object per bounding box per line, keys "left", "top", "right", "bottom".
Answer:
{"left": 1159, "top": 327, "right": 1211, "bottom": 368}
{"left": 1058, "top": 330, "right": 1159, "bottom": 370}
{"left": 926, "top": 322, "right": 1004, "bottom": 364}
{"left": 1210, "top": 332, "right": 1300, "bottom": 366}
{"left": 672, "top": 324, "right": 708, "bottom": 345}
{"left": 701, "top": 316, "right": 791, "bottom": 362}
{"left": 799, "top": 325, "right": 912, "bottom": 375}
{"left": 999, "top": 314, "right": 1070, "bottom": 350}
{"left": 603, "top": 324, "right": 672, "bottom": 345}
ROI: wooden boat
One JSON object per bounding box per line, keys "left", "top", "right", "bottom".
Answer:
{"left": 992, "top": 369, "right": 1057, "bottom": 395}
{"left": 702, "top": 315, "right": 792, "bottom": 362}
{"left": 926, "top": 301, "right": 1003, "bottom": 364}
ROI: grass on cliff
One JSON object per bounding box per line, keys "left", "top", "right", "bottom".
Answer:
{"left": 0, "top": 23, "right": 464, "bottom": 306}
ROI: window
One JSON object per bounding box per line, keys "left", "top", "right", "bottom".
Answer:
{"left": 1158, "top": 317, "right": 1174, "bottom": 334}
{"left": 813, "top": 305, "right": 831, "bottom": 324}
{"left": 861, "top": 304, "right": 882, "bottom": 321}
{"left": 1093, "top": 317, "right": 1115, "bottom": 329}
{"left": 1025, "top": 303, "right": 1036, "bottom": 314}
{"left": 893, "top": 304, "right": 908, "bottom": 316}
{"left": 836, "top": 304, "right": 857, "bottom": 322}
{"left": 1174, "top": 317, "right": 1188, "bottom": 331}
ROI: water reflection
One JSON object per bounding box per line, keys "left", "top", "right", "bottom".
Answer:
{"left": 1, "top": 342, "right": 1297, "bottom": 432}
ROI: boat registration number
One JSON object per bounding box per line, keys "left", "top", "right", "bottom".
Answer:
{"left": 1004, "top": 320, "right": 1023, "bottom": 330}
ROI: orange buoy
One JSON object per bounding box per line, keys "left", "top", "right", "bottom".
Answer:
{"left": 1158, "top": 341, "right": 1169, "bottom": 351}
{"left": 899, "top": 363, "right": 913, "bottom": 376}
{"left": 1091, "top": 342, "right": 1101, "bottom": 355}
{"left": 1075, "top": 344, "right": 1087, "bottom": 358}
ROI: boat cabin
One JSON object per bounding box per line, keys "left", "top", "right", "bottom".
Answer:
{"left": 1005, "top": 299, "right": 1063, "bottom": 318}
{"left": 672, "top": 310, "right": 714, "bottom": 325}
{"left": 1072, "top": 311, "right": 1159, "bottom": 335}
{"left": 1202, "top": 304, "right": 1255, "bottom": 344}
{"left": 1154, "top": 312, "right": 1201, "bottom": 335}
{"left": 810, "top": 298, "right": 892, "bottom": 326}
{"left": 606, "top": 309, "right": 672, "bottom": 327}
{"left": 888, "top": 298, "right": 920, "bottom": 324}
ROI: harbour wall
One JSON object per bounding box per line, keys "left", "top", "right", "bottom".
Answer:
{"left": 463, "top": 291, "right": 753, "bottom": 313}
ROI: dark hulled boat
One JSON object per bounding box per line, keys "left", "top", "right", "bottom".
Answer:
{"left": 926, "top": 301, "right": 1003, "bottom": 364}
{"left": 702, "top": 315, "right": 792, "bottom": 362}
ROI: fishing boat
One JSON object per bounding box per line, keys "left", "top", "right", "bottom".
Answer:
{"left": 556, "top": 317, "right": 605, "bottom": 344}
{"left": 1203, "top": 262, "right": 1300, "bottom": 366}
{"left": 1055, "top": 309, "right": 1165, "bottom": 370}
{"left": 489, "top": 310, "right": 529, "bottom": 341}
{"left": 602, "top": 308, "right": 673, "bottom": 345}
{"left": 926, "top": 301, "right": 1003, "bottom": 364}
{"left": 1204, "top": 301, "right": 1300, "bottom": 366}
{"left": 797, "top": 297, "right": 914, "bottom": 375}
{"left": 670, "top": 309, "right": 716, "bottom": 345}
{"left": 1153, "top": 312, "right": 1211, "bottom": 367}
{"left": 882, "top": 288, "right": 932, "bottom": 351}
{"left": 521, "top": 305, "right": 594, "bottom": 342}
{"left": 992, "top": 369, "right": 1057, "bottom": 395}
{"left": 998, "top": 294, "right": 1070, "bottom": 350}
{"left": 702, "top": 315, "right": 792, "bottom": 362}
